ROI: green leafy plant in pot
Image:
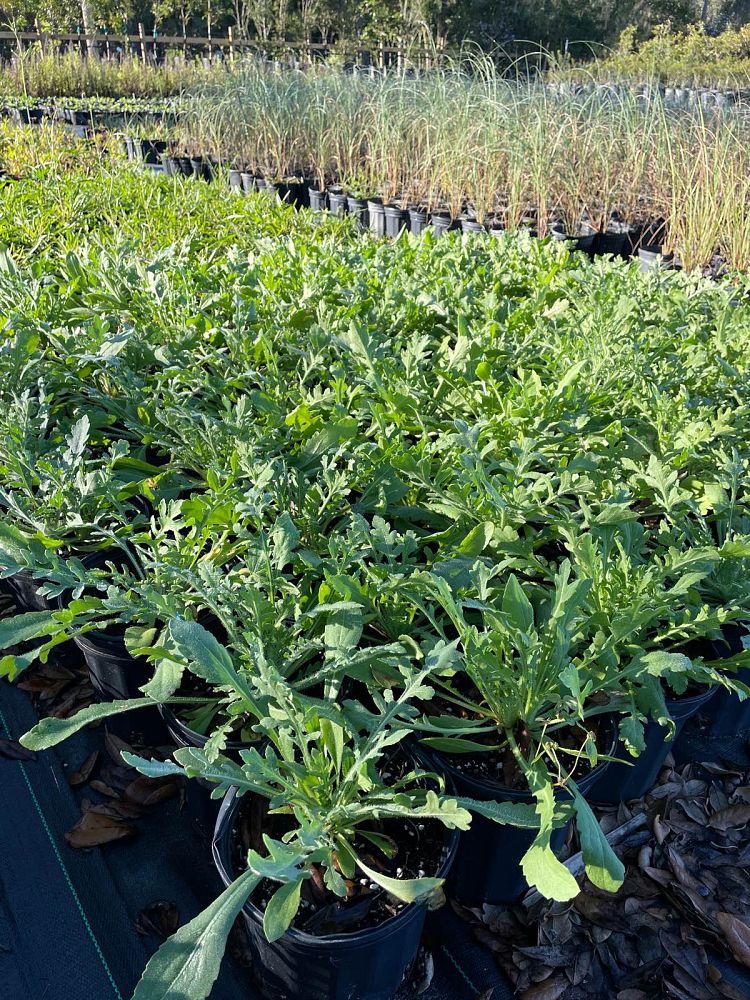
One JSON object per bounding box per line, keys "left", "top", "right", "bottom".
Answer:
{"left": 405, "top": 561, "right": 625, "bottom": 904}
{"left": 121, "top": 620, "right": 538, "bottom": 1000}
{"left": 0, "top": 403, "right": 157, "bottom": 611}
{"left": 557, "top": 516, "right": 750, "bottom": 800}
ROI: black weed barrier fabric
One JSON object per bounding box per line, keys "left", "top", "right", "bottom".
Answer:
{"left": 0, "top": 675, "right": 514, "bottom": 1000}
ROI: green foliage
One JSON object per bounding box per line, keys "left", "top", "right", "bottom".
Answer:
{"left": 1, "top": 165, "right": 750, "bottom": 998}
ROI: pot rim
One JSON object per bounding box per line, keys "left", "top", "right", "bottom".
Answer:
{"left": 212, "top": 785, "right": 459, "bottom": 946}
{"left": 159, "top": 701, "right": 259, "bottom": 753}
{"left": 414, "top": 714, "right": 618, "bottom": 800}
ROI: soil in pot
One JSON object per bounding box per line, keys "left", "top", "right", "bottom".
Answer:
{"left": 213, "top": 772, "right": 458, "bottom": 1000}
{"left": 588, "top": 683, "right": 717, "bottom": 804}
{"left": 413, "top": 688, "right": 615, "bottom": 904}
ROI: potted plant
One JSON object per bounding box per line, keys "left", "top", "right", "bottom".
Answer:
{"left": 0, "top": 410, "right": 155, "bottom": 613}
{"left": 557, "top": 517, "right": 749, "bottom": 800}
{"left": 117, "top": 622, "right": 537, "bottom": 1000}
{"left": 404, "top": 563, "right": 625, "bottom": 904}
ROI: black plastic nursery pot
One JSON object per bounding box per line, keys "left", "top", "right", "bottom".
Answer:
{"left": 367, "top": 199, "right": 386, "bottom": 238}
{"left": 74, "top": 627, "right": 150, "bottom": 703}
{"left": 240, "top": 171, "right": 257, "bottom": 193}
{"left": 55, "top": 550, "right": 151, "bottom": 705}
{"left": 267, "top": 180, "right": 289, "bottom": 201}
{"left": 159, "top": 703, "right": 260, "bottom": 828}
{"left": 384, "top": 204, "right": 408, "bottom": 238}
{"left": 412, "top": 718, "right": 616, "bottom": 905}
{"left": 550, "top": 223, "right": 598, "bottom": 254}
{"left": 596, "top": 229, "right": 631, "bottom": 258}
{"left": 703, "top": 623, "right": 750, "bottom": 738}
{"left": 139, "top": 139, "right": 167, "bottom": 165}
{"left": 212, "top": 789, "right": 459, "bottom": 1000}
{"left": 308, "top": 186, "right": 328, "bottom": 212}
{"left": 176, "top": 156, "right": 194, "bottom": 177}
{"left": 190, "top": 157, "right": 213, "bottom": 181}
{"left": 159, "top": 702, "right": 259, "bottom": 758}
{"left": 460, "top": 217, "right": 486, "bottom": 234}
{"left": 347, "top": 196, "right": 368, "bottom": 229}
{"left": 15, "top": 107, "right": 44, "bottom": 125}
{"left": 2, "top": 570, "right": 54, "bottom": 612}
{"left": 70, "top": 616, "right": 164, "bottom": 744}
{"left": 588, "top": 686, "right": 717, "bottom": 804}
{"left": 408, "top": 208, "right": 429, "bottom": 236}
{"left": 328, "top": 189, "right": 348, "bottom": 217}
{"left": 430, "top": 212, "right": 454, "bottom": 236}
{"left": 163, "top": 156, "right": 180, "bottom": 177}
{"left": 284, "top": 181, "right": 306, "bottom": 209}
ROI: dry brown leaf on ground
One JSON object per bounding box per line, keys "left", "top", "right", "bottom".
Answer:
{"left": 519, "top": 973, "right": 569, "bottom": 1000}
{"left": 89, "top": 778, "right": 120, "bottom": 798}
{"left": 716, "top": 913, "right": 750, "bottom": 968}
{"left": 65, "top": 809, "right": 137, "bottom": 848}
{"left": 124, "top": 774, "right": 180, "bottom": 808}
{"left": 0, "top": 736, "right": 36, "bottom": 760}
{"left": 83, "top": 798, "right": 144, "bottom": 820}
{"left": 68, "top": 749, "right": 99, "bottom": 787}
{"left": 709, "top": 805, "right": 750, "bottom": 831}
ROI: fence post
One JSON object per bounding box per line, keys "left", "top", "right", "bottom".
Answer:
{"left": 138, "top": 23, "right": 147, "bottom": 65}
{"left": 228, "top": 25, "right": 234, "bottom": 66}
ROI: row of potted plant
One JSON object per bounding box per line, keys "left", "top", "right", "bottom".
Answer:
{"left": 0, "top": 172, "right": 749, "bottom": 1000}
{"left": 6, "top": 55, "right": 750, "bottom": 271}
{"left": 0, "top": 95, "right": 174, "bottom": 128}
{"left": 147, "top": 147, "right": 670, "bottom": 265}
{"left": 170, "top": 59, "right": 750, "bottom": 272}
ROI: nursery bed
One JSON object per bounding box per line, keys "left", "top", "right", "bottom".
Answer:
{"left": 0, "top": 668, "right": 513, "bottom": 1000}
{"left": 6, "top": 651, "right": 750, "bottom": 1000}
